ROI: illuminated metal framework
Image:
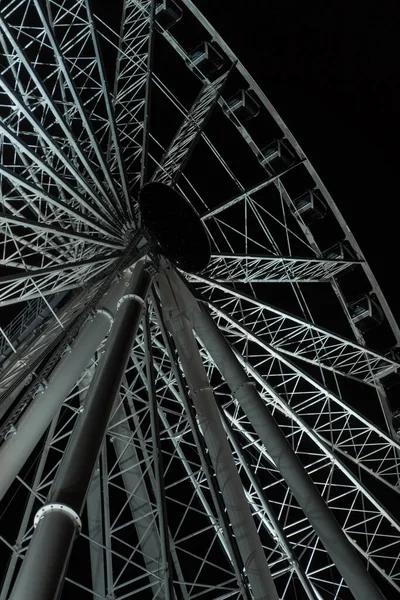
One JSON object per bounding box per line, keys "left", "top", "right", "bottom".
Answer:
{"left": 0, "top": 1, "right": 399, "bottom": 600}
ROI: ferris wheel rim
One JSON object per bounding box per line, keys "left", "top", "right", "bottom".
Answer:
{"left": 177, "top": 0, "right": 400, "bottom": 345}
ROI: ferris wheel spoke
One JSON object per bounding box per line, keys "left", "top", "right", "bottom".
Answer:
{"left": 190, "top": 275, "right": 398, "bottom": 386}
{"left": 0, "top": 219, "right": 79, "bottom": 268}
{"left": 139, "top": 0, "right": 156, "bottom": 188}
{"left": 0, "top": 218, "right": 122, "bottom": 276}
{"left": 201, "top": 190, "right": 318, "bottom": 258}
{"left": 80, "top": 5, "right": 134, "bottom": 221}
{"left": 0, "top": 213, "right": 124, "bottom": 252}
{"left": 152, "top": 70, "right": 231, "bottom": 186}
{"left": 31, "top": 0, "right": 128, "bottom": 220}
{"left": 0, "top": 164, "right": 123, "bottom": 241}
{"left": 107, "top": 0, "right": 155, "bottom": 192}
{"left": 201, "top": 169, "right": 300, "bottom": 221}
{"left": 0, "top": 74, "right": 120, "bottom": 226}
{"left": 0, "top": 228, "right": 64, "bottom": 272}
{"left": 0, "top": 120, "right": 121, "bottom": 233}
{"left": 0, "top": 255, "right": 117, "bottom": 306}
{"left": 201, "top": 253, "right": 360, "bottom": 284}
{"left": 205, "top": 304, "right": 400, "bottom": 491}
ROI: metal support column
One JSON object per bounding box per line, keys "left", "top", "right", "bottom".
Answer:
{"left": 0, "top": 272, "right": 133, "bottom": 504}
{"left": 191, "top": 295, "right": 387, "bottom": 600}
{"left": 111, "top": 401, "right": 165, "bottom": 598}
{"left": 0, "top": 418, "right": 59, "bottom": 600}
{"left": 144, "top": 315, "right": 174, "bottom": 600}
{"left": 218, "top": 409, "right": 322, "bottom": 600}
{"left": 157, "top": 268, "right": 279, "bottom": 600}
{"left": 86, "top": 460, "right": 107, "bottom": 600}
{"left": 151, "top": 296, "right": 253, "bottom": 600}
{"left": 9, "top": 260, "right": 152, "bottom": 600}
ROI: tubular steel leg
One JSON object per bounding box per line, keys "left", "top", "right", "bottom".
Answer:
{"left": 0, "top": 271, "right": 135, "bottom": 504}
{"left": 157, "top": 268, "right": 279, "bottom": 600}
{"left": 86, "top": 460, "right": 107, "bottom": 600}
{"left": 9, "top": 261, "right": 152, "bottom": 600}
{"left": 218, "top": 409, "right": 322, "bottom": 600}
{"left": 111, "top": 402, "right": 165, "bottom": 598}
{"left": 144, "top": 315, "right": 174, "bottom": 600}
{"left": 0, "top": 418, "right": 59, "bottom": 600}
{"left": 151, "top": 297, "right": 253, "bottom": 600}
{"left": 191, "top": 298, "right": 387, "bottom": 600}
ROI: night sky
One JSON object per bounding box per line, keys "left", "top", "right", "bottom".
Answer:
{"left": 198, "top": 0, "right": 400, "bottom": 321}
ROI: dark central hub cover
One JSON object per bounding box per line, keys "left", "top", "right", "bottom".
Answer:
{"left": 139, "top": 182, "right": 211, "bottom": 273}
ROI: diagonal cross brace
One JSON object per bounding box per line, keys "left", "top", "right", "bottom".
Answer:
{"left": 152, "top": 68, "right": 232, "bottom": 186}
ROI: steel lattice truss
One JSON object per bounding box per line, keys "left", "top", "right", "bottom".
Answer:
{"left": 0, "top": 1, "right": 399, "bottom": 600}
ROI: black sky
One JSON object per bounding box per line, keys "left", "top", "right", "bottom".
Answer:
{"left": 197, "top": 0, "right": 400, "bottom": 321}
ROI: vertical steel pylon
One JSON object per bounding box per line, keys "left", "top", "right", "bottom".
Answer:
{"left": 9, "top": 259, "right": 152, "bottom": 600}
{"left": 157, "top": 266, "right": 280, "bottom": 600}
{"left": 157, "top": 266, "right": 387, "bottom": 600}
{"left": 0, "top": 270, "right": 141, "bottom": 505}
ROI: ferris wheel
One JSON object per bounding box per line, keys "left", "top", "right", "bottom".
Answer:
{"left": 0, "top": 1, "right": 399, "bottom": 599}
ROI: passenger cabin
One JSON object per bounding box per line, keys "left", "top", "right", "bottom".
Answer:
{"left": 323, "top": 240, "right": 357, "bottom": 261}
{"left": 259, "top": 139, "right": 296, "bottom": 175}
{"left": 224, "top": 89, "right": 260, "bottom": 122}
{"left": 156, "top": 0, "right": 182, "bottom": 30}
{"left": 187, "top": 42, "right": 224, "bottom": 79}
{"left": 392, "top": 409, "right": 400, "bottom": 435}
{"left": 348, "top": 294, "right": 384, "bottom": 333}
{"left": 291, "top": 189, "right": 327, "bottom": 226}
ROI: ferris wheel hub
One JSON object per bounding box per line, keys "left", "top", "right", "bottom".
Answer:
{"left": 139, "top": 182, "right": 210, "bottom": 273}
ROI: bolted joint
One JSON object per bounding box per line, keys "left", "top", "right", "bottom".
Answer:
{"left": 34, "top": 503, "right": 82, "bottom": 534}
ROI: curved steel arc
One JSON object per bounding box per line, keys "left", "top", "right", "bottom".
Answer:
{"left": 188, "top": 274, "right": 399, "bottom": 386}
{"left": 179, "top": 0, "right": 400, "bottom": 343}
